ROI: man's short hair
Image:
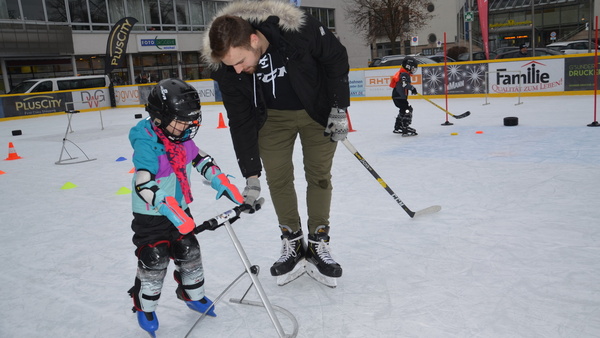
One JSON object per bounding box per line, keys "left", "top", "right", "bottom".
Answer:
{"left": 209, "top": 15, "right": 256, "bottom": 61}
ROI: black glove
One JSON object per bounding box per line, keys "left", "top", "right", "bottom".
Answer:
{"left": 411, "top": 88, "right": 418, "bottom": 95}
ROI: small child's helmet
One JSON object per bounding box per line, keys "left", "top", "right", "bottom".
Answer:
{"left": 402, "top": 57, "right": 418, "bottom": 74}
{"left": 146, "top": 78, "right": 201, "bottom": 143}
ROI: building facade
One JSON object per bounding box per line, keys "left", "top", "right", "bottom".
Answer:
{"left": 0, "top": 0, "right": 373, "bottom": 94}
{"left": 1, "top": 0, "right": 598, "bottom": 94}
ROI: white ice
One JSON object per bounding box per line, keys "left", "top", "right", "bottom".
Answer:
{"left": 1, "top": 95, "right": 599, "bottom": 337}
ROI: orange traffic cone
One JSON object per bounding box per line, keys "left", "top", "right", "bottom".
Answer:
{"left": 217, "top": 112, "right": 228, "bottom": 129}
{"left": 4, "top": 142, "right": 22, "bottom": 161}
{"left": 346, "top": 110, "right": 357, "bottom": 132}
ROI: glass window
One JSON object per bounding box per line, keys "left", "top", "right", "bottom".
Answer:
{"left": 46, "top": 0, "right": 67, "bottom": 22}
{"left": 560, "top": 5, "right": 579, "bottom": 24}
{"left": 90, "top": 0, "right": 108, "bottom": 24}
{"left": 190, "top": 0, "right": 205, "bottom": 29}
{"left": 160, "top": 0, "right": 175, "bottom": 25}
{"left": 69, "top": 0, "right": 90, "bottom": 30}
{"left": 175, "top": 0, "right": 188, "bottom": 31}
{"left": 543, "top": 8, "right": 559, "bottom": 27}
{"left": 107, "top": 0, "right": 125, "bottom": 23}
{"left": 302, "top": 7, "right": 335, "bottom": 30}
{"left": 144, "top": 0, "right": 160, "bottom": 30}
{"left": 203, "top": 1, "right": 218, "bottom": 27}
{"left": 32, "top": 81, "right": 53, "bottom": 92}
{"left": 2, "top": 1, "right": 21, "bottom": 19}
{"left": 127, "top": 0, "right": 145, "bottom": 31}
{"left": 22, "top": 0, "right": 45, "bottom": 21}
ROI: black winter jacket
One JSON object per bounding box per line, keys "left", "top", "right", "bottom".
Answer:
{"left": 203, "top": 1, "right": 350, "bottom": 178}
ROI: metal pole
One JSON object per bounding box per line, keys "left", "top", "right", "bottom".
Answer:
{"left": 224, "top": 221, "right": 288, "bottom": 337}
{"left": 531, "top": 0, "right": 535, "bottom": 53}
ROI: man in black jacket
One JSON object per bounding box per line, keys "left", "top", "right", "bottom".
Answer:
{"left": 203, "top": 0, "right": 350, "bottom": 287}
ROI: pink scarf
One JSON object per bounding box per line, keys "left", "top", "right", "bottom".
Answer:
{"left": 154, "top": 126, "right": 193, "bottom": 204}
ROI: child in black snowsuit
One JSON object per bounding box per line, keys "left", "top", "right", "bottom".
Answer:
{"left": 390, "top": 56, "right": 419, "bottom": 136}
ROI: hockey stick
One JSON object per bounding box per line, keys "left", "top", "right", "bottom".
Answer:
{"left": 416, "top": 93, "right": 471, "bottom": 119}
{"left": 341, "top": 138, "right": 441, "bottom": 218}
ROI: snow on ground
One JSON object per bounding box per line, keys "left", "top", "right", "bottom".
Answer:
{"left": 1, "top": 95, "right": 599, "bottom": 337}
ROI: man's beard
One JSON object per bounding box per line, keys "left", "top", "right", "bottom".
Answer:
{"left": 242, "top": 46, "right": 263, "bottom": 74}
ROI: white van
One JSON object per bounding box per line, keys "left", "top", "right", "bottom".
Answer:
{"left": 9, "top": 75, "right": 111, "bottom": 94}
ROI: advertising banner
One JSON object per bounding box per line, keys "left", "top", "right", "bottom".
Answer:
{"left": 349, "top": 70, "right": 366, "bottom": 97}
{"left": 138, "top": 35, "right": 178, "bottom": 52}
{"left": 421, "top": 63, "right": 488, "bottom": 95}
{"left": 477, "top": 0, "right": 489, "bottom": 60}
{"left": 564, "top": 56, "right": 600, "bottom": 91}
{"left": 364, "top": 68, "right": 422, "bottom": 98}
{"left": 1, "top": 92, "right": 71, "bottom": 118}
{"left": 104, "top": 17, "right": 138, "bottom": 75}
{"left": 71, "top": 88, "right": 111, "bottom": 111}
{"left": 487, "top": 59, "right": 564, "bottom": 94}
{"left": 188, "top": 80, "right": 217, "bottom": 103}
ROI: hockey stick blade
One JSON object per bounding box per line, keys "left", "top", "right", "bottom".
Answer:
{"left": 413, "top": 205, "right": 442, "bottom": 218}
{"left": 343, "top": 138, "right": 440, "bottom": 218}
{"left": 453, "top": 111, "right": 471, "bottom": 119}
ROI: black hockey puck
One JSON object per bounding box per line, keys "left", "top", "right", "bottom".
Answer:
{"left": 134, "top": 114, "right": 143, "bottom": 119}
{"left": 11, "top": 130, "right": 22, "bottom": 136}
{"left": 504, "top": 116, "right": 518, "bottom": 126}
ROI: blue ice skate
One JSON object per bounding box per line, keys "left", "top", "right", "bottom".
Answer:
{"left": 137, "top": 311, "right": 159, "bottom": 337}
{"left": 185, "top": 296, "right": 217, "bottom": 317}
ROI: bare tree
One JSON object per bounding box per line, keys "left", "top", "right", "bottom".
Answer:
{"left": 345, "top": 0, "right": 433, "bottom": 55}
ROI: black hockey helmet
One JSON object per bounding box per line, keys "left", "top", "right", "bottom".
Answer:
{"left": 402, "top": 57, "right": 418, "bottom": 74}
{"left": 146, "top": 78, "right": 201, "bottom": 143}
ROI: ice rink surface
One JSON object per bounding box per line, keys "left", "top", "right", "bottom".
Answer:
{"left": 1, "top": 95, "right": 599, "bottom": 337}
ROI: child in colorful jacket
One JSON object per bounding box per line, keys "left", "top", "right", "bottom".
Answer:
{"left": 127, "top": 78, "right": 243, "bottom": 336}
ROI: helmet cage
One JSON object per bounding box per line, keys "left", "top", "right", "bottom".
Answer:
{"left": 146, "top": 79, "right": 202, "bottom": 143}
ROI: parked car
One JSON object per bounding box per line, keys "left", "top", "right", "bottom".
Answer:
{"left": 457, "top": 51, "right": 497, "bottom": 61}
{"left": 371, "top": 54, "right": 437, "bottom": 67}
{"left": 426, "top": 55, "right": 457, "bottom": 63}
{"left": 546, "top": 40, "right": 598, "bottom": 54}
{"left": 9, "top": 75, "right": 111, "bottom": 94}
{"left": 495, "top": 47, "right": 562, "bottom": 59}
{"left": 368, "top": 58, "right": 382, "bottom": 67}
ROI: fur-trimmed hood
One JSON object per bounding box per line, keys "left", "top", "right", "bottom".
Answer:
{"left": 200, "top": 0, "right": 305, "bottom": 68}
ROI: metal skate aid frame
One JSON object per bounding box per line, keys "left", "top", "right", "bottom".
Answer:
{"left": 185, "top": 204, "right": 298, "bottom": 338}
{"left": 55, "top": 102, "right": 99, "bottom": 165}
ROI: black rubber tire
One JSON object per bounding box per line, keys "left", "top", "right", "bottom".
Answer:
{"left": 504, "top": 116, "right": 518, "bottom": 126}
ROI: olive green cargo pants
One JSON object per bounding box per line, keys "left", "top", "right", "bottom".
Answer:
{"left": 258, "top": 109, "right": 337, "bottom": 234}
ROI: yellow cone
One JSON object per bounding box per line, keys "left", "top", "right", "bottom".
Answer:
{"left": 61, "top": 182, "right": 77, "bottom": 190}
{"left": 116, "top": 187, "right": 132, "bottom": 195}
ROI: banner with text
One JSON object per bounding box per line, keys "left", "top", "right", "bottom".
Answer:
{"left": 105, "top": 17, "right": 138, "bottom": 75}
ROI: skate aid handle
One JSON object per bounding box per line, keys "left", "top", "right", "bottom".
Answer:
{"left": 193, "top": 198, "right": 265, "bottom": 233}
{"left": 194, "top": 205, "right": 246, "bottom": 233}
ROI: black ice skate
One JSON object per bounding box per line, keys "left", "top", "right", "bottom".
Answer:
{"left": 401, "top": 126, "right": 418, "bottom": 137}
{"left": 270, "top": 225, "right": 306, "bottom": 286}
{"left": 305, "top": 225, "right": 342, "bottom": 288}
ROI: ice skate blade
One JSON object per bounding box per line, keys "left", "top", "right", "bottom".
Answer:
{"left": 305, "top": 261, "right": 337, "bottom": 288}
{"left": 276, "top": 259, "right": 306, "bottom": 286}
